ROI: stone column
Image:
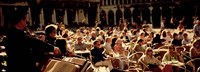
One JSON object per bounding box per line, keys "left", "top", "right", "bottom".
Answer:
{"left": 27, "top": 7, "right": 32, "bottom": 26}
{"left": 75, "top": 9, "right": 79, "bottom": 25}
{"left": 110, "top": 0, "right": 112, "bottom": 5}
{"left": 52, "top": 8, "right": 57, "bottom": 24}
{"left": 140, "top": 5, "right": 143, "bottom": 22}
{"left": 63, "top": 9, "right": 68, "bottom": 26}
{"left": 105, "top": 0, "right": 108, "bottom": 5}
{"left": 169, "top": 6, "right": 174, "bottom": 17}
{"left": 149, "top": 6, "right": 153, "bottom": 24}
{"left": 96, "top": 4, "right": 100, "bottom": 22}
{"left": 121, "top": 7, "right": 125, "bottom": 22}
{"left": 113, "top": 8, "right": 117, "bottom": 25}
{"left": 104, "top": 9, "right": 109, "bottom": 25}
{"left": 117, "top": 0, "right": 120, "bottom": 5}
{"left": 160, "top": 7, "right": 162, "bottom": 22}
{"left": 102, "top": 0, "right": 104, "bottom": 5}
{"left": 39, "top": 8, "right": 44, "bottom": 27}
{"left": 85, "top": 13, "right": 89, "bottom": 25}
{"left": 122, "top": 0, "right": 125, "bottom": 4}
{"left": 130, "top": 7, "right": 135, "bottom": 25}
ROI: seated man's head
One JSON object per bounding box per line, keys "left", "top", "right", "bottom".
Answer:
{"left": 94, "top": 40, "right": 101, "bottom": 48}
{"left": 13, "top": 7, "right": 28, "bottom": 30}
{"left": 45, "top": 26, "right": 57, "bottom": 38}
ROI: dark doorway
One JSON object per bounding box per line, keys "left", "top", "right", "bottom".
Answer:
{"left": 88, "top": 5, "right": 97, "bottom": 27}
{"left": 124, "top": 7, "right": 132, "bottom": 28}
{"left": 116, "top": 9, "right": 122, "bottom": 26}
{"left": 108, "top": 10, "right": 114, "bottom": 27}
{"left": 67, "top": 8, "right": 76, "bottom": 26}
{"left": 124, "top": 7, "right": 131, "bottom": 24}
{"left": 56, "top": 8, "right": 64, "bottom": 23}
{"left": 132, "top": 7, "right": 142, "bottom": 28}
{"left": 152, "top": 6, "right": 161, "bottom": 28}
{"left": 100, "top": 10, "right": 107, "bottom": 27}
{"left": 162, "top": 6, "right": 171, "bottom": 28}
{"left": 142, "top": 5, "right": 150, "bottom": 24}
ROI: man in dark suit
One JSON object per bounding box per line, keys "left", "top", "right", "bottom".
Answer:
{"left": 4, "top": 7, "right": 60, "bottom": 72}
{"left": 91, "top": 40, "right": 124, "bottom": 72}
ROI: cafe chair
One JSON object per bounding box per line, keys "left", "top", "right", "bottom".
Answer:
{"left": 128, "top": 52, "right": 144, "bottom": 71}
{"left": 154, "top": 51, "right": 167, "bottom": 61}
{"left": 175, "top": 46, "right": 186, "bottom": 52}
{"left": 138, "top": 59, "right": 150, "bottom": 71}
{"left": 63, "top": 57, "right": 91, "bottom": 72}
{"left": 157, "top": 45, "right": 168, "bottom": 49}
{"left": 197, "top": 66, "right": 200, "bottom": 72}
{"left": 152, "top": 43, "right": 164, "bottom": 49}
{"left": 89, "top": 55, "right": 109, "bottom": 72}
{"left": 186, "top": 58, "right": 200, "bottom": 72}
{"left": 182, "top": 45, "right": 191, "bottom": 52}
{"left": 43, "top": 59, "right": 80, "bottom": 72}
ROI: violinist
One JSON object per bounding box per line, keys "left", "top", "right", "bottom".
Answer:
{"left": 4, "top": 7, "right": 60, "bottom": 72}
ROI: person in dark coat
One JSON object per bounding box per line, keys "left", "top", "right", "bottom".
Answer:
{"left": 4, "top": 7, "right": 60, "bottom": 72}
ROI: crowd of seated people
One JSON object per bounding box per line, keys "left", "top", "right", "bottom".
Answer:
{"left": 9, "top": 19, "right": 199, "bottom": 72}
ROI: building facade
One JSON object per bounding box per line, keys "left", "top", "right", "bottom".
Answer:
{"left": 1, "top": 0, "right": 200, "bottom": 34}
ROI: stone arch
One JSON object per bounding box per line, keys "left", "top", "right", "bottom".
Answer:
{"left": 100, "top": 10, "right": 107, "bottom": 26}
{"left": 132, "top": 7, "right": 142, "bottom": 28}
{"left": 152, "top": 6, "right": 161, "bottom": 28}
{"left": 108, "top": 10, "right": 114, "bottom": 27}
{"left": 67, "top": 8, "right": 76, "bottom": 26}
{"left": 124, "top": 7, "right": 132, "bottom": 25}
{"left": 116, "top": 9, "right": 122, "bottom": 26}
{"left": 142, "top": 5, "right": 150, "bottom": 24}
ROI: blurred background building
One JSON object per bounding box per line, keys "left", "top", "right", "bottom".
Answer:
{"left": 0, "top": 0, "right": 200, "bottom": 34}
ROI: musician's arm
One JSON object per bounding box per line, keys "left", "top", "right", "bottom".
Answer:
{"left": 27, "top": 36, "right": 54, "bottom": 52}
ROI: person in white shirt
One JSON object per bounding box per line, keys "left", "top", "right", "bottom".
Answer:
{"left": 193, "top": 20, "right": 200, "bottom": 38}
{"left": 161, "top": 30, "right": 171, "bottom": 43}
{"left": 103, "top": 37, "right": 115, "bottom": 56}
{"left": 182, "top": 33, "right": 191, "bottom": 46}
{"left": 139, "top": 47, "right": 162, "bottom": 71}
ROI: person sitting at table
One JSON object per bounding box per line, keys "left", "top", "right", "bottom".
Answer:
{"left": 190, "top": 39, "right": 200, "bottom": 58}
{"left": 120, "top": 31, "right": 130, "bottom": 43}
{"left": 97, "top": 30, "right": 106, "bottom": 42}
{"left": 161, "top": 30, "right": 171, "bottom": 43}
{"left": 103, "top": 37, "right": 115, "bottom": 56}
{"left": 190, "top": 39, "right": 200, "bottom": 70}
{"left": 132, "top": 39, "right": 145, "bottom": 53}
{"left": 113, "top": 39, "right": 127, "bottom": 57}
{"left": 162, "top": 44, "right": 184, "bottom": 72}
{"left": 74, "top": 29, "right": 84, "bottom": 38}
{"left": 138, "top": 32, "right": 147, "bottom": 44}
{"left": 84, "top": 30, "right": 91, "bottom": 42}
{"left": 90, "top": 31, "right": 97, "bottom": 41}
{"left": 45, "top": 25, "right": 57, "bottom": 45}
{"left": 74, "top": 37, "right": 88, "bottom": 51}
{"left": 147, "top": 32, "right": 154, "bottom": 43}
{"left": 139, "top": 47, "right": 162, "bottom": 72}
{"left": 171, "top": 33, "right": 182, "bottom": 46}
{"left": 178, "top": 31, "right": 183, "bottom": 41}
{"left": 55, "top": 39, "right": 75, "bottom": 57}
{"left": 175, "top": 46, "right": 194, "bottom": 72}
{"left": 181, "top": 33, "right": 191, "bottom": 46}
{"left": 62, "top": 29, "right": 69, "bottom": 39}
{"left": 91, "top": 40, "right": 123, "bottom": 72}
{"left": 152, "top": 34, "right": 162, "bottom": 45}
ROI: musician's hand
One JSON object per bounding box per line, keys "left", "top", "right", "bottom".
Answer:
{"left": 54, "top": 47, "right": 61, "bottom": 55}
{"left": 38, "top": 35, "right": 46, "bottom": 41}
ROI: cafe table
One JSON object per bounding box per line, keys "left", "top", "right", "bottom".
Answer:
{"left": 74, "top": 50, "right": 90, "bottom": 59}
